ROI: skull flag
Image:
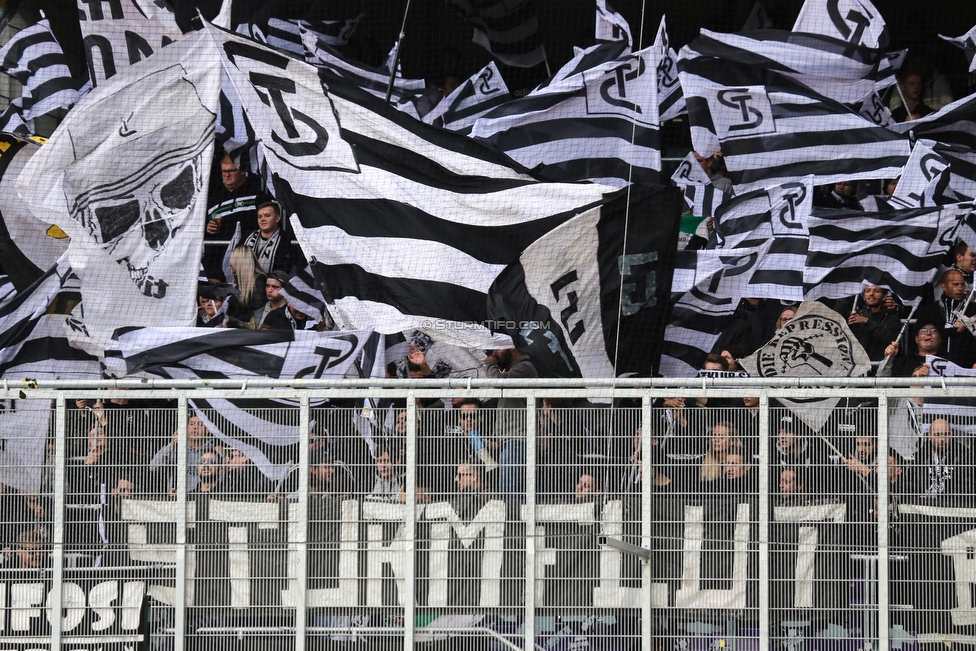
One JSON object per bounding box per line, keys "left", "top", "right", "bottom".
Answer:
{"left": 17, "top": 30, "right": 220, "bottom": 352}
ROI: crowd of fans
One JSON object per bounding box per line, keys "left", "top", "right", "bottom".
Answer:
{"left": 3, "top": 353, "right": 974, "bottom": 570}
{"left": 4, "top": 49, "right": 976, "bottom": 579}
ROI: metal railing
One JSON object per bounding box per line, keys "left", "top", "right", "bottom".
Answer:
{"left": 1, "top": 378, "right": 974, "bottom": 650}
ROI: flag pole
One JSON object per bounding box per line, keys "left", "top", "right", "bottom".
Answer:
{"left": 875, "top": 302, "right": 919, "bottom": 377}
{"left": 385, "top": 0, "right": 414, "bottom": 104}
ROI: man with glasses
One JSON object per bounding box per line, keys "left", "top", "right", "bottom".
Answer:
{"left": 885, "top": 320, "right": 943, "bottom": 377}
{"left": 203, "top": 154, "right": 266, "bottom": 281}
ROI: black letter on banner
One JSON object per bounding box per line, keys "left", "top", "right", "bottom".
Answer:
{"left": 79, "top": 0, "right": 124, "bottom": 20}
{"left": 619, "top": 252, "right": 658, "bottom": 315}
{"left": 125, "top": 30, "right": 154, "bottom": 65}
{"left": 84, "top": 35, "right": 116, "bottom": 86}
{"left": 551, "top": 271, "right": 585, "bottom": 344}
{"left": 249, "top": 72, "right": 330, "bottom": 157}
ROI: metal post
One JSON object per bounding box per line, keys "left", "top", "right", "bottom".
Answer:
{"left": 50, "top": 395, "right": 67, "bottom": 648}
{"left": 641, "top": 395, "right": 653, "bottom": 651}
{"left": 384, "top": 0, "right": 413, "bottom": 104}
{"left": 294, "top": 395, "right": 311, "bottom": 651}
{"left": 404, "top": 394, "right": 418, "bottom": 650}
{"left": 758, "top": 393, "right": 770, "bottom": 651}
{"left": 877, "top": 395, "right": 890, "bottom": 651}
{"left": 174, "top": 396, "right": 188, "bottom": 651}
{"left": 524, "top": 396, "right": 537, "bottom": 649}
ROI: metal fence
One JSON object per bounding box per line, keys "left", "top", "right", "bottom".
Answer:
{"left": 2, "top": 378, "right": 975, "bottom": 650}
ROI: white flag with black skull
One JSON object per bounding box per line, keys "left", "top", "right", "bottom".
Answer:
{"left": 739, "top": 301, "right": 872, "bottom": 432}
{"left": 17, "top": 29, "right": 220, "bottom": 353}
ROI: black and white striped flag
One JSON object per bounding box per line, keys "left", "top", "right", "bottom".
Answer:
{"left": 678, "top": 30, "right": 903, "bottom": 163}
{"left": 941, "top": 25, "right": 976, "bottom": 74}
{"left": 660, "top": 252, "right": 742, "bottom": 377}
{"left": 0, "top": 97, "right": 31, "bottom": 135}
{"left": 679, "top": 50, "right": 911, "bottom": 192}
{"left": 486, "top": 185, "right": 683, "bottom": 378}
{"left": 189, "top": 397, "right": 304, "bottom": 483}
{"left": 804, "top": 203, "right": 970, "bottom": 304}
{"left": 886, "top": 140, "right": 951, "bottom": 209}
{"left": 0, "top": 258, "right": 99, "bottom": 495}
{"left": 670, "top": 152, "right": 728, "bottom": 217}
{"left": 924, "top": 355, "right": 976, "bottom": 419}
{"left": 216, "top": 75, "right": 256, "bottom": 160}
{"left": 930, "top": 142, "right": 976, "bottom": 201}
{"left": 595, "top": 0, "right": 631, "bottom": 49}
{"left": 272, "top": 73, "right": 613, "bottom": 350}
{"left": 470, "top": 44, "right": 661, "bottom": 188}
{"left": 661, "top": 181, "right": 814, "bottom": 376}
{"left": 682, "top": 184, "right": 729, "bottom": 219}
{"left": 300, "top": 28, "right": 429, "bottom": 107}
{"left": 423, "top": 62, "right": 511, "bottom": 134}
{"left": 711, "top": 179, "right": 812, "bottom": 303}
{"left": 654, "top": 16, "right": 685, "bottom": 122}
{"left": 0, "top": 16, "right": 79, "bottom": 119}
{"left": 105, "top": 326, "right": 371, "bottom": 380}
{"left": 449, "top": 0, "right": 547, "bottom": 69}
{"left": 278, "top": 265, "right": 330, "bottom": 327}
{"left": 0, "top": 256, "right": 100, "bottom": 380}
{"left": 264, "top": 15, "right": 364, "bottom": 55}
{"left": 535, "top": 39, "right": 629, "bottom": 91}
{"left": 792, "top": 0, "right": 888, "bottom": 49}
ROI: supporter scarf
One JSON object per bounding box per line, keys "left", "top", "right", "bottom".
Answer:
{"left": 244, "top": 228, "right": 282, "bottom": 274}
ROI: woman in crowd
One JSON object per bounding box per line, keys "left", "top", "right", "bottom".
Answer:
{"left": 226, "top": 246, "right": 267, "bottom": 328}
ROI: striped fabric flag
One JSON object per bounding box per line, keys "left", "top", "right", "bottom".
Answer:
{"left": 659, "top": 252, "right": 743, "bottom": 377}
{"left": 216, "top": 76, "right": 256, "bottom": 160}
{"left": 678, "top": 25, "right": 894, "bottom": 162}
{"left": 0, "top": 16, "right": 79, "bottom": 119}
{"left": 189, "top": 396, "right": 305, "bottom": 483}
{"left": 423, "top": 62, "right": 511, "bottom": 134}
{"left": 486, "top": 185, "right": 683, "bottom": 378}
{"left": 924, "top": 355, "right": 976, "bottom": 418}
{"left": 106, "top": 325, "right": 374, "bottom": 481}
{"left": 273, "top": 74, "right": 614, "bottom": 350}
{"left": 654, "top": 16, "right": 685, "bottom": 122}
{"left": 804, "top": 203, "right": 970, "bottom": 304}
{"left": 278, "top": 265, "right": 330, "bottom": 326}
{"left": 941, "top": 25, "right": 976, "bottom": 74}
{"left": 0, "top": 259, "right": 99, "bottom": 494}
{"left": 670, "top": 152, "right": 728, "bottom": 218}
{"left": 679, "top": 62, "right": 909, "bottom": 191}
{"left": 595, "top": 0, "right": 631, "bottom": 49}
{"left": 710, "top": 179, "right": 812, "bottom": 303}
{"left": 264, "top": 15, "right": 364, "bottom": 55}
{"left": 449, "top": 0, "right": 547, "bottom": 68}
{"left": 0, "top": 97, "right": 31, "bottom": 135}
{"left": 0, "top": 256, "right": 100, "bottom": 380}
{"left": 211, "top": 21, "right": 613, "bottom": 351}
{"left": 535, "top": 39, "right": 629, "bottom": 91}
{"left": 886, "top": 140, "right": 951, "bottom": 209}
{"left": 470, "top": 44, "right": 661, "bottom": 188}
{"left": 300, "top": 28, "right": 429, "bottom": 106}
{"left": 104, "top": 326, "right": 371, "bottom": 380}
{"left": 660, "top": 181, "right": 813, "bottom": 376}
{"left": 682, "top": 185, "right": 729, "bottom": 220}
{"left": 792, "top": 0, "right": 889, "bottom": 49}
